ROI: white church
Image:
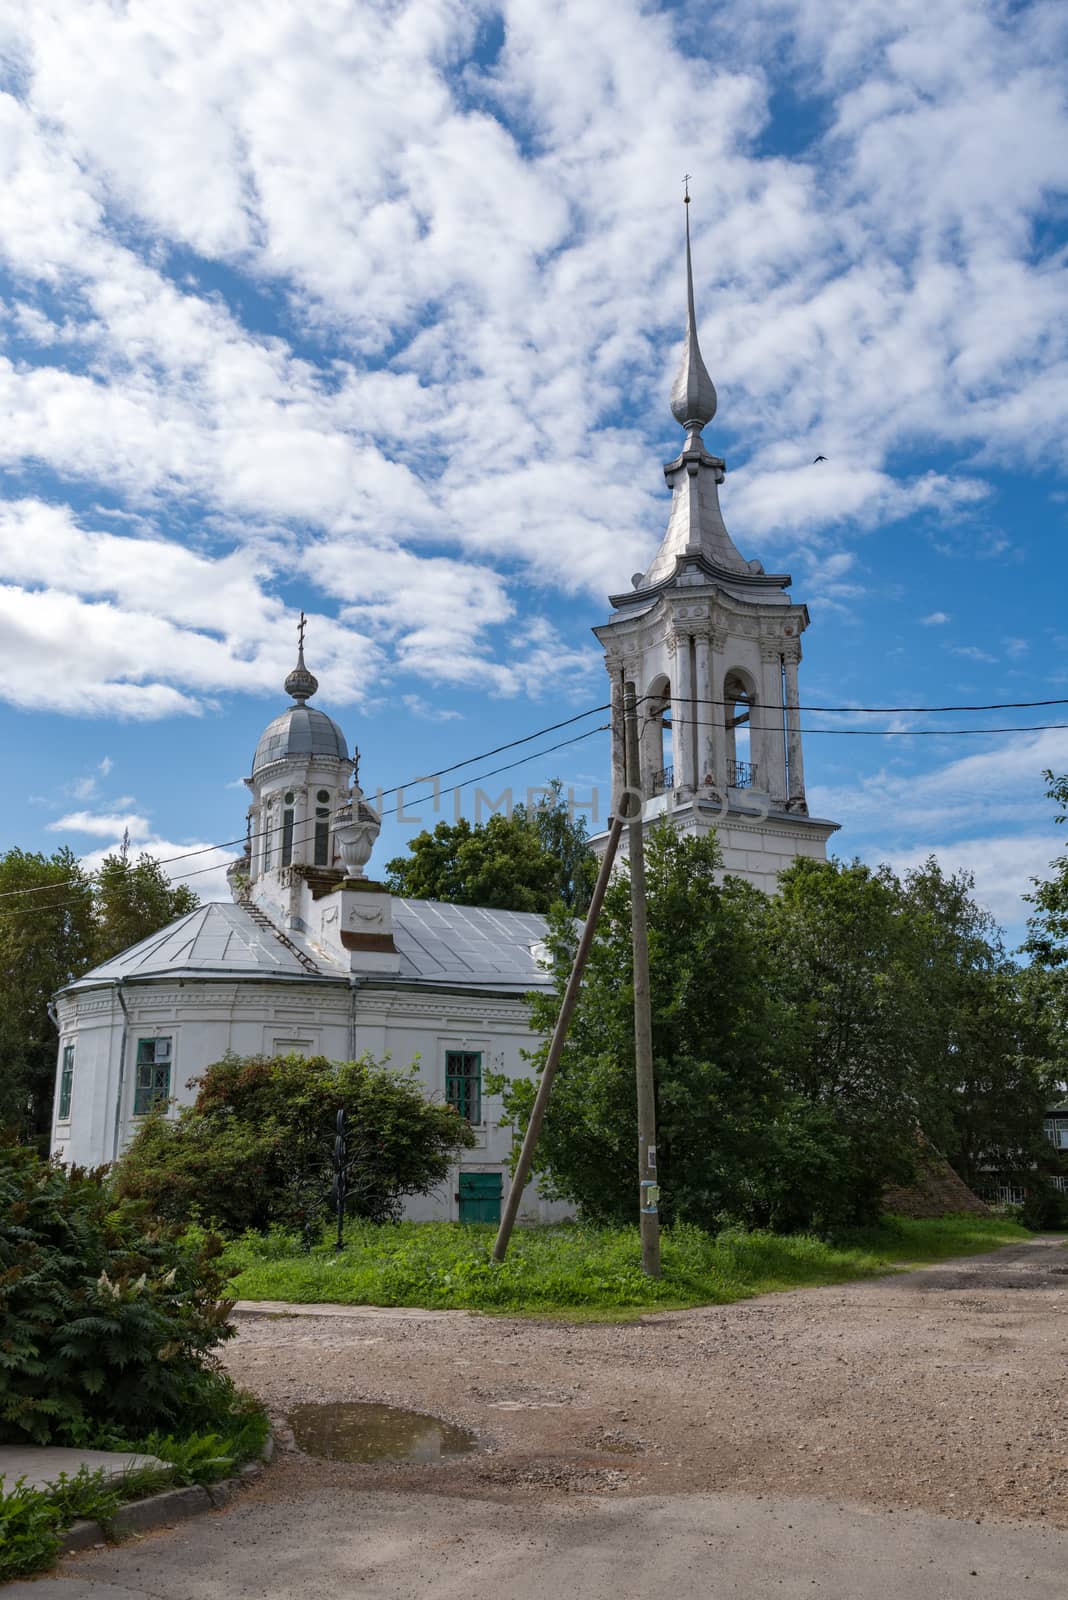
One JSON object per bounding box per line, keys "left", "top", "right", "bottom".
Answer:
{"left": 50, "top": 208, "right": 838, "bottom": 1222}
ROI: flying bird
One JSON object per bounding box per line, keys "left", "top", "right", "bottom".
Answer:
{"left": 813, "top": 454, "right": 827, "bottom": 463}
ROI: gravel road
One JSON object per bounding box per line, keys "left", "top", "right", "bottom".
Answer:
{"left": 223, "top": 1234, "right": 1068, "bottom": 1528}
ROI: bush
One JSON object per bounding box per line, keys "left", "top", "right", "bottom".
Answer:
{"left": 0, "top": 1140, "right": 236, "bottom": 1446}
{"left": 114, "top": 1052, "right": 476, "bottom": 1235}
{"left": 1020, "top": 1181, "right": 1068, "bottom": 1231}
{"left": 0, "top": 1479, "right": 62, "bottom": 1581}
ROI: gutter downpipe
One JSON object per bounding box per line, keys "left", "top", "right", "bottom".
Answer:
{"left": 349, "top": 977, "right": 366, "bottom": 1062}
{"left": 112, "top": 980, "right": 130, "bottom": 1163}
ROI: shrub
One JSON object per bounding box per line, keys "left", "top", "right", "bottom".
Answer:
{"left": 114, "top": 1052, "right": 476, "bottom": 1234}
{"left": 0, "top": 1479, "right": 62, "bottom": 1581}
{"left": 0, "top": 1140, "right": 236, "bottom": 1446}
{"left": 1020, "top": 1180, "right": 1068, "bottom": 1231}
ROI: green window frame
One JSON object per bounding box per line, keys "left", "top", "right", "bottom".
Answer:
{"left": 445, "top": 1050, "right": 482, "bottom": 1125}
{"left": 58, "top": 1043, "right": 75, "bottom": 1121}
{"left": 133, "top": 1037, "right": 173, "bottom": 1115}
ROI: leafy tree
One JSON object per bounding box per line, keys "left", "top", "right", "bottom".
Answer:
{"left": 0, "top": 1139, "right": 237, "bottom": 1446}
{"left": 764, "top": 857, "right": 931, "bottom": 1218}
{"left": 92, "top": 849, "right": 199, "bottom": 965}
{"left": 0, "top": 845, "right": 198, "bottom": 1144}
{"left": 0, "top": 849, "right": 94, "bottom": 1147}
{"left": 385, "top": 780, "right": 597, "bottom": 913}
{"left": 498, "top": 827, "right": 842, "bottom": 1230}
{"left": 898, "top": 857, "right": 1057, "bottom": 1192}
{"left": 1024, "top": 771, "right": 1068, "bottom": 967}
{"left": 114, "top": 1052, "right": 476, "bottom": 1233}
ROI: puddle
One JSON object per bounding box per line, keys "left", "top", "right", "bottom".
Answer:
{"left": 287, "top": 1402, "right": 478, "bottom": 1464}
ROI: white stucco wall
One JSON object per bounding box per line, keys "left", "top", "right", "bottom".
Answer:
{"left": 51, "top": 977, "right": 570, "bottom": 1225}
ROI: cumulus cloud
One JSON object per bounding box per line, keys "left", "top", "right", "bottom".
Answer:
{"left": 0, "top": 0, "right": 1063, "bottom": 725}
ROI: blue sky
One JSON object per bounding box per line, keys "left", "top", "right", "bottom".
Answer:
{"left": 1, "top": 0, "right": 1066, "bottom": 943}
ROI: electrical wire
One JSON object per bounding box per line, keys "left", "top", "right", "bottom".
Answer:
{"left": 7, "top": 688, "right": 1068, "bottom": 907}
{"left": 8, "top": 722, "right": 612, "bottom": 911}
{"left": 0, "top": 703, "right": 613, "bottom": 902}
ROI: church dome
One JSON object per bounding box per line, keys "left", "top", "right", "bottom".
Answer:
{"left": 252, "top": 703, "right": 349, "bottom": 776}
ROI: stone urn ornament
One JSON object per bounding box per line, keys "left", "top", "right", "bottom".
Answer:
{"left": 332, "top": 783, "right": 381, "bottom": 877}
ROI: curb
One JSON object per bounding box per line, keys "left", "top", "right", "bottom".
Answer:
{"left": 58, "top": 1433, "right": 274, "bottom": 1558}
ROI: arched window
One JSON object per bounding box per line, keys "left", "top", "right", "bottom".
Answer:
{"left": 314, "top": 789, "right": 331, "bottom": 866}
{"left": 263, "top": 797, "right": 274, "bottom": 871}
{"left": 645, "top": 675, "right": 672, "bottom": 795}
{"left": 723, "top": 668, "right": 756, "bottom": 788}
{"left": 281, "top": 790, "right": 295, "bottom": 867}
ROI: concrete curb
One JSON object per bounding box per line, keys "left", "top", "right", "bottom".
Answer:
{"left": 57, "top": 1433, "right": 274, "bottom": 1558}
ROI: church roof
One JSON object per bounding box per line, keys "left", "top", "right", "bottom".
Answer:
{"left": 252, "top": 704, "right": 349, "bottom": 776}
{"left": 61, "top": 897, "right": 554, "bottom": 995}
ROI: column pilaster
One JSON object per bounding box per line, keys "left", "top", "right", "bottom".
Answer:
{"left": 783, "top": 646, "right": 806, "bottom": 812}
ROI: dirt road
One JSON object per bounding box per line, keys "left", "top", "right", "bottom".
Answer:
{"left": 12, "top": 1239, "right": 1068, "bottom": 1600}
{"left": 224, "top": 1234, "right": 1068, "bottom": 1528}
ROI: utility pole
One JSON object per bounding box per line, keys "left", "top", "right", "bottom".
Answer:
{"left": 491, "top": 809, "right": 625, "bottom": 1264}
{"left": 624, "top": 684, "right": 661, "bottom": 1277}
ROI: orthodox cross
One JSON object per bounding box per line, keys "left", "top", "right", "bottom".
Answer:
{"left": 352, "top": 746, "right": 361, "bottom": 787}
{"left": 297, "top": 610, "right": 307, "bottom": 652}
{"left": 682, "top": 173, "right": 692, "bottom": 204}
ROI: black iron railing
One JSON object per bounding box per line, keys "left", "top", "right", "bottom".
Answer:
{"left": 728, "top": 759, "right": 757, "bottom": 789}
{"left": 651, "top": 765, "right": 674, "bottom": 795}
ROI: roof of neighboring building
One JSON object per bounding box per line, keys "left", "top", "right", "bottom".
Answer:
{"left": 59, "top": 897, "right": 554, "bottom": 996}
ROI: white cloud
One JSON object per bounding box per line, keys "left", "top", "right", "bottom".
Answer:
{"left": 75, "top": 838, "right": 238, "bottom": 904}
{"left": 0, "top": 0, "right": 1064, "bottom": 725}
{"left": 49, "top": 810, "right": 151, "bottom": 839}
{"left": 921, "top": 611, "right": 950, "bottom": 626}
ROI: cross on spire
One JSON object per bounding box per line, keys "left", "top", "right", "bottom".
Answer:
{"left": 682, "top": 173, "right": 692, "bottom": 204}
{"left": 297, "top": 610, "right": 307, "bottom": 653}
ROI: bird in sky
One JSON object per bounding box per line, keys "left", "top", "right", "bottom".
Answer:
{"left": 813, "top": 454, "right": 827, "bottom": 463}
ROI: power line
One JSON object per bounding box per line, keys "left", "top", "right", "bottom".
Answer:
{"left": 7, "top": 689, "right": 1068, "bottom": 907}
{"left": 0, "top": 703, "right": 612, "bottom": 902}
{"left": 7, "top": 722, "right": 612, "bottom": 909}
{"left": 663, "top": 694, "right": 1068, "bottom": 714}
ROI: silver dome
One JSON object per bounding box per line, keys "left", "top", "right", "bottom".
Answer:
{"left": 252, "top": 704, "right": 349, "bottom": 776}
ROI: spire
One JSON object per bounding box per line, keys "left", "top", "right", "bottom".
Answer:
{"left": 284, "top": 610, "right": 319, "bottom": 704}
{"left": 669, "top": 184, "right": 717, "bottom": 435}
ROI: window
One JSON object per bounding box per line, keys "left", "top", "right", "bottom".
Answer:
{"left": 317, "top": 789, "right": 331, "bottom": 803}
{"left": 1043, "top": 1118, "right": 1068, "bottom": 1150}
{"left": 58, "top": 1043, "right": 75, "bottom": 1121}
{"left": 264, "top": 816, "right": 273, "bottom": 871}
{"left": 314, "top": 807, "right": 330, "bottom": 866}
{"left": 281, "top": 808, "right": 294, "bottom": 866}
{"left": 445, "top": 1050, "right": 481, "bottom": 1124}
{"left": 133, "top": 1037, "right": 172, "bottom": 1115}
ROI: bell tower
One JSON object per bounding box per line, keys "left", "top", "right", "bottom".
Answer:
{"left": 592, "top": 194, "right": 838, "bottom": 893}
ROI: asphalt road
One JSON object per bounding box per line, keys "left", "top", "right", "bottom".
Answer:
{"left": 7, "top": 1487, "right": 1068, "bottom": 1599}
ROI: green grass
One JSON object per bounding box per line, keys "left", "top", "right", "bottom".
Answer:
{"left": 222, "top": 1213, "right": 1034, "bottom": 1320}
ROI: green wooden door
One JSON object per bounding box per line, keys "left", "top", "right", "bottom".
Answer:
{"left": 458, "top": 1170, "right": 502, "bottom": 1224}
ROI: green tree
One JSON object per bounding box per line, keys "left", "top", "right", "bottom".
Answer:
{"left": 1024, "top": 771, "right": 1068, "bottom": 968}
{"left": 0, "top": 849, "right": 94, "bottom": 1147}
{"left": 385, "top": 780, "right": 597, "bottom": 914}
{"left": 498, "top": 827, "right": 828, "bottom": 1230}
{"left": 114, "top": 1051, "right": 476, "bottom": 1233}
{"left": 764, "top": 857, "right": 932, "bottom": 1217}
{"left": 92, "top": 850, "right": 199, "bottom": 965}
{"left": 898, "top": 857, "right": 1057, "bottom": 1192}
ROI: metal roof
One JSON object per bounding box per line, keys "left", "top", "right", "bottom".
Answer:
{"left": 61, "top": 897, "right": 554, "bottom": 995}
{"left": 252, "top": 705, "right": 349, "bottom": 776}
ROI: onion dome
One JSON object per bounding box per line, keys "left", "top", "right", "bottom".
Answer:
{"left": 669, "top": 195, "right": 717, "bottom": 434}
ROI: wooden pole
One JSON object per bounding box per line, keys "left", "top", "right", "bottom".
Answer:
{"left": 624, "top": 684, "right": 661, "bottom": 1277}
{"left": 490, "top": 811, "right": 625, "bottom": 1264}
